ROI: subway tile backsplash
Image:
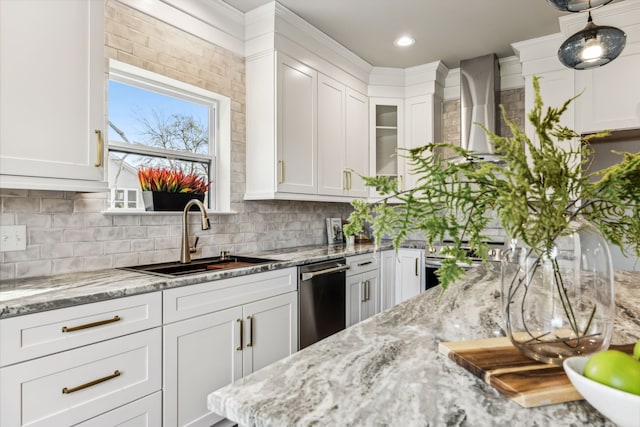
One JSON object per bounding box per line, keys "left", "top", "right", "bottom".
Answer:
{"left": 0, "top": 190, "right": 353, "bottom": 280}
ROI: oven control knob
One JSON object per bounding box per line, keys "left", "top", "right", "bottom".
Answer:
{"left": 489, "top": 249, "right": 496, "bottom": 258}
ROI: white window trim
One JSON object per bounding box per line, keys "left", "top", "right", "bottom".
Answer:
{"left": 107, "top": 59, "right": 231, "bottom": 213}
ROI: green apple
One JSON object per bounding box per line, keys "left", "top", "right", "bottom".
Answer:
{"left": 584, "top": 349, "right": 640, "bottom": 396}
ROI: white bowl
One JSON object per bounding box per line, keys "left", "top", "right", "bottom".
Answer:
{"left": 563, "top": 356, "right": 640, "bottom": 427}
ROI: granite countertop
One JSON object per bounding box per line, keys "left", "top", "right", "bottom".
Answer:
{"left": 0, "top": 242, "right": 393, "bottom": 319}
{"left": 208, "top": 265, "right": 640, "bottom": 427}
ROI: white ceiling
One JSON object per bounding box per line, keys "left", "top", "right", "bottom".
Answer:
{"left": 221, "top": 0, "right": 571, "bottom": 68}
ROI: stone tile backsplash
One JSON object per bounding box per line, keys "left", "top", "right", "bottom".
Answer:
{"left": 0, "top": 189, "right": 353, "bottom": 280}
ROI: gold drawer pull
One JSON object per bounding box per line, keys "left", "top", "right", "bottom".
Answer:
{"left": 62, "top": 370, "right": 121, "bottom": 394}
{"left": 247, "top": 315, "right": 254, "bottom": 347}
{"left": 278, "top": 160, "right": 285, "bottom": 184}
{"left": 62, "top": 315, "right": 121, "bottom": 333}
{"left": 94, "top": 129, "right": 103, "bottom": 167}
{"left": 236, "top": 318, "right": 243, "bottom": 351}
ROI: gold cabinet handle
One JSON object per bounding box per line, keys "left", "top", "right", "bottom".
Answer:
{"left": 62, "top": 315, "right": 121, "bottom": 333}
{"left": 343, "top": 170, "right": 348, "bottom": 190}
{"left": 347, "top": 170, "right": 352, "bottom": 190}
{"left": 62, "top": 370, "right": 120, "bottom": 394}
{"left": 246, "top": 315, "right": 253, "bottom": 347}
{"left": 236, "top": 318, "right": 243, "bottom": 351}
{"left": 415, "top": 258, "right": 419, "bottom": 276}
{"left": 94, "top": 129, "right": 103, "bottom": 167}
{"left": 398, "top": 175, "right": 404, "bottom": 192}
{"left": 278, "top": 160, "right": 285, "bottom": 184}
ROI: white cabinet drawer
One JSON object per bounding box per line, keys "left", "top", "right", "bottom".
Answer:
{"left": 75, "top": 391, "right": 161, "bottom": 427}
{"left": 163, "top": 268, "right": 297, "bottom": 324}
{"left": 0, "top": 292, "right": 162, "bottom": 367}
{"left": 346, "top": 253, "right": 379, "bottom": 276}
{"left": 0, "top": 328, "right": 161, "bottom": 427}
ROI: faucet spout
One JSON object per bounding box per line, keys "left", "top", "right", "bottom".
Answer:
{"left": 180, "top": 199, "right": 210, "bottom": 264}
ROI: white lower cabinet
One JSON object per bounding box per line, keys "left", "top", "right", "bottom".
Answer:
{"left": 395, "top": 248, "right": 424, "bottom": 303}
{"left": 163, "top": 306, "right": 242, "bottom": 427}
{"left": 0, "top": 293, "right": 162, "bottom": 427}
{"left": 162, "top": 268, "right": 298, "bottom": 427}
{"left": 379, "top": 250, "right": 396, "bottom": 311}
{"left": 0, "top": 328, "right": 161, "bottom": 427}
{"left": 346, "top": 254, "right": 380, "bottom": 327}
{"left": 75, "top": 391, "right": 162, "bottom": 427}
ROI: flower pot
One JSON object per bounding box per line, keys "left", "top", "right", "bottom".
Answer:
{"left": 142, "top": 191, "right": 205, "bottom": 212}
{"left": 501, "top": 217, "right": 615, "bottom": 365}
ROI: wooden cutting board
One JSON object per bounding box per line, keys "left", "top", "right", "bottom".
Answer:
{"left": 438, "top": 336, "right": 634, "bottom": 408}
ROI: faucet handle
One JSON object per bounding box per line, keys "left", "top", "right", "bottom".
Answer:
{"left": 189, "top": 237, "right": 200, "bottom": 254}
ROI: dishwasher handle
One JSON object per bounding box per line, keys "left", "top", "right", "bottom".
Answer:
{"left": 301, "top": 264, "right": 350, "bottom": 281}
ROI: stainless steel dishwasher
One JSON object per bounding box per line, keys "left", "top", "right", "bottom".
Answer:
{"left": 298, "top": 258, "right": 349, "bottom": 349}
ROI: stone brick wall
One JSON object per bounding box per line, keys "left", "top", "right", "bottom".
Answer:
{"left": 0, "top": 0, "right": 351, "bottom": 280}
{"left": 441, "top": 88, "right": 525, "bottom": 148}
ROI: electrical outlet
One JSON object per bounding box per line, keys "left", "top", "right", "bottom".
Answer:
{"left": 0, "top": 225, "right": 27, "bottom": 252}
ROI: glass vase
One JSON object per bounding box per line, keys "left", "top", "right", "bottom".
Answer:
{"left": 501, "top": 216, "right": 615, "bottom": 365}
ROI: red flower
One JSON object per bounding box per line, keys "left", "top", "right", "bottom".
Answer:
{"left": 137, "top": 167, "right": 210, "bottom": 194}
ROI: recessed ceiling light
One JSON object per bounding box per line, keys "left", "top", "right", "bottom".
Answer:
{"left": 394, "top": 36, "right": 415, "bottom": 47}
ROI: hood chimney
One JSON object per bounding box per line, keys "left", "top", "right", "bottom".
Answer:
{"left": 459, "top": 53, "right": 501, "bottom": 161}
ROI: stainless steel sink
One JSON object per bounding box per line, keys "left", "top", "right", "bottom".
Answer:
{"left": 124, "top": 255, "right": 277, "bottom": 277}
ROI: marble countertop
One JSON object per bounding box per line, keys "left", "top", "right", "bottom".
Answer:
{"left": 0, "top": 242, "right": 394, "bottom": 319}
{"left": 208, "top": 265, "right": 640, "bottom": 427}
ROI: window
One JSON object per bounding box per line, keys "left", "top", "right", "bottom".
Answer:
{"left": 107, "top": 60, "right": 231, "bottom": 212}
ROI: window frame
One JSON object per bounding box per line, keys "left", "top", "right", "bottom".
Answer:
{"left": 107, "top": 59, "right": 231, "bottom": 213}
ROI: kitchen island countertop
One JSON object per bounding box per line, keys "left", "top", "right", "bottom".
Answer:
{"left": 208, "top": 265, "right": 640, "bottom": 427}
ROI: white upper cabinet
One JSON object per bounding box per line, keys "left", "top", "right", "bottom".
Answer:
{"left": 277, "top": 54, "right": 318, "bottom": 194}
{"left": 0, "top": 0, "right": 107, "bottom": 191}
{"left": 574, "top": 48, "right": 640, "bottom": 134}
{"left": 246, "top": 50, "right": 370, "bottom": 202}
{"left": 318, "top": 74, "right": 346, "bottom": 196}
{"left": 514, "top": 1, "right": 640, "bottom": 136}
{"left": 369, "top": 99, "right": 404, "bottom": 196}
{"left": 368, "top": 63, "right": 446, "bottom": 198}
{"left": 244, "top": 3, "right": 371, "bottom": 202}
{"left": 344, "top": 88, "right": 370, "bottom": 197}
{"left": 245, "top": 51, "right": 316, "bottom": 199}
{"left": 404, "top": 95, "right": 440, "bottom": 191}
{"left": 318, "top": 74, "right": 369, "bottom": 197}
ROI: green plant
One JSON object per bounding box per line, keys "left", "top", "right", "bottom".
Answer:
{"left": 137, "top": 167, "right": 209, "bottom": 194}
{"left": 345, "top": 76, "right": 640, "bottom": 293}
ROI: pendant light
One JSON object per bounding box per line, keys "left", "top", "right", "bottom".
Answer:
{"left": 558, "top": 11, "right": 627, "bottom": 69}
{"left": 547, "top": 0, "right": 612, "bottom": 12}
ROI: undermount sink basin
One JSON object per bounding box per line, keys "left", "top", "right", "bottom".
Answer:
{"left": 124, "top": 255, "right": 277, "bottom": 277}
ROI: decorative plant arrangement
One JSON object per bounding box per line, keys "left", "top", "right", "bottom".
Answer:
{"left": 345, "top": 76, "right": 640, "bottom": 364}
{"left": 138, "top": 167, "right": 210, "bottom": 211}
{"left": 137, "top": 167, "right": 209, "bottom": 194}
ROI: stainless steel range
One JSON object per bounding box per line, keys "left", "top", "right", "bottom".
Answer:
{"left": 424, "top": 242, "right": 505, "bottom": 290}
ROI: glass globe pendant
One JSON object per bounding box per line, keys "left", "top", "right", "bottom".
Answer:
{"left": 558, "top": 12, "right": 626, "bottom": 69}
{"left": 547, "top": 0, "right": 612, "bottom": 12}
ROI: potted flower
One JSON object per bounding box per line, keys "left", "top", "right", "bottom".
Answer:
{"left": 345, "top": 76, "right": 640, "bottom": 364}
{"left": 138, "top": 166, "right": 210, "bottom": 211}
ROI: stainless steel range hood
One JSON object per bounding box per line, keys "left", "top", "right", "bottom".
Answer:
{"left": 459, "top": 53, "right": 501, "bottom": 162}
